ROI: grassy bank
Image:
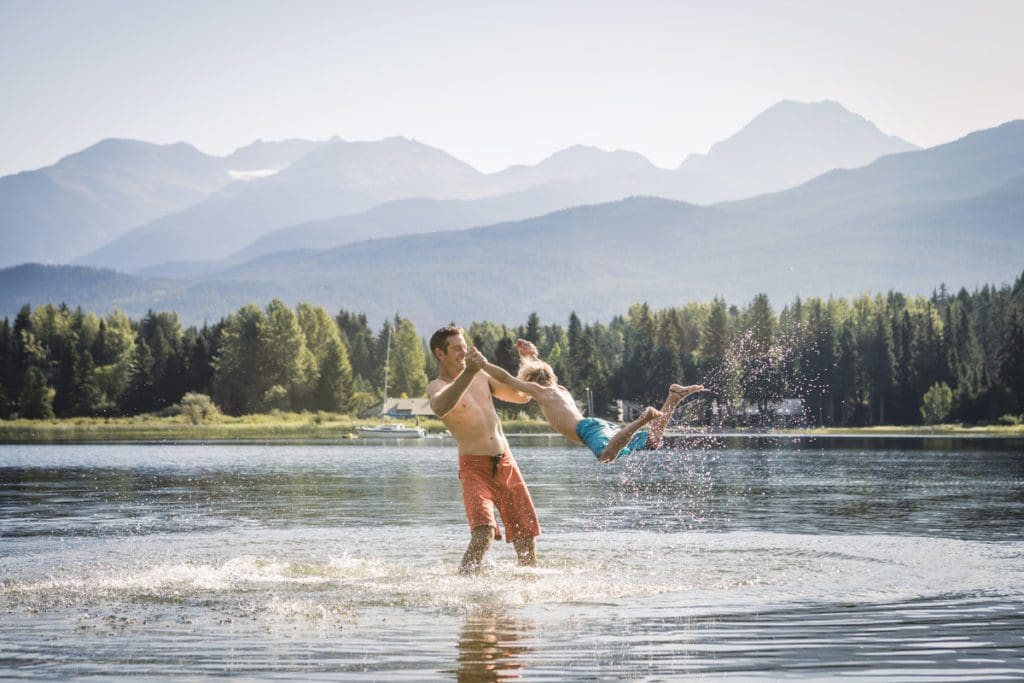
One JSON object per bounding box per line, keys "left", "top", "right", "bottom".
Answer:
{"left": 0, "top": 412, "right": 556, "bottom": 442}
{"left": 1, "top": 412, "right": 1023, "bottom": 442}
{"left": 788, "top": 424, "right": 1024, "bottom": 437}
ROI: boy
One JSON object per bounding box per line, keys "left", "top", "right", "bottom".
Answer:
{"left": 467, "top": 340, "right": 703, "bottom": 463}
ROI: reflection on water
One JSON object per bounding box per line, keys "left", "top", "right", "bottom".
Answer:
{"left": 454, "top": 612, "right": 533, "bottom": 683}
{"left": 1, "top": 441, "right": 1023, "bottom": 679}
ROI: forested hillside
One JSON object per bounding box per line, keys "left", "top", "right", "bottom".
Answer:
{"left": 3, "top": 273, "right": 1022, "bottom": 427}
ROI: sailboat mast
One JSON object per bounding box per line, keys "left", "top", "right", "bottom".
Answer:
{"left": 381, "top": 323, "right": 391, "bottom": 418}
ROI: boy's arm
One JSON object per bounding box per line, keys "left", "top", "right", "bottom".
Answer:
{"left": 490, "top": 374, "right": 533, "bottom": 404}
{"left": 515, "top": 338, "right": 540, "bottom": 360}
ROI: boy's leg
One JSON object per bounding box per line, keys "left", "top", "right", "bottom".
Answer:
{"left": 647, "top": 384, "right": 704, "bottom": 449}
{"left": 599, "top": 406, "right": 661, "bottom": 462}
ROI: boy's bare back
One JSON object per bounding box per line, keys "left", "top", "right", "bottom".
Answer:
{"left": 531, "top": 383, "right": 585, "bottom": 443}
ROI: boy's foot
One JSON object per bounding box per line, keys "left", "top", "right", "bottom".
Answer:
{"left": 598, "top": 407, "right": 663, "bottom": 463}
{"left": 639, "top": 406, "right": 662, "bottom": 424}
{"left": 669, "top": 384, "right": 704, "bottom": 401}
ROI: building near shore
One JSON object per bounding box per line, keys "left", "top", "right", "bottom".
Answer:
{"left": 360, "top": 397, "right": 435, "bottom": 420}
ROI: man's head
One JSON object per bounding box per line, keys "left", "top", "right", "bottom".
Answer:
{"left": 430, "top": 325, "right": 466, "bottom": 365}
{"left": 519, "top": 359, "right": 556, "bottom": 386}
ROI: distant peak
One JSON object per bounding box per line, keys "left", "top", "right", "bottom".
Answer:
{"left": 57, "top": 138, "right": 203, "bottom": 166}
{"left": 87, "top": 137, "right": 159, "bottom": 150}
{"left": 755, "top": 99, "right": 859, "bottom": 122}
{"left": 542, "top": 144, "right": 653, "bottom": 166}
{"left": 713, "top": 99, "right": 913, "bottom": 150}
{"left": 541, "top": 145, "right": 604, "bottom": 162}
{"left": 768, "top": 98, "right": 847, "bottom": 111}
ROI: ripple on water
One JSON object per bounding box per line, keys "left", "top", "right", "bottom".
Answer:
{"left": 3, "top": 528, "right": 1021, "bottom": 619}
{"left": 2, "top": 443, "right": 1023, "bottom": 678}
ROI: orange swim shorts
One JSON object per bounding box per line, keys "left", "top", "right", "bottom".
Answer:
{"left": 458, "top": 451, "right": 541, "bottom": 543}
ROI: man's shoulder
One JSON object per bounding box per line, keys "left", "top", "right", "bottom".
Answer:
{"left": 426, "top": 375, "right": 449, "bottom": 396}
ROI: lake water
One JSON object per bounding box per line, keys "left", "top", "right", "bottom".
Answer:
{"left": 2, "top": 437, "right": 1023, "bottom": 680}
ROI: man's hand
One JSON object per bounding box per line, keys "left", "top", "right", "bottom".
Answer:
{"left": 465, "top": 347, "right": 487, "bottom": 371}
{"left": 515, "top": 339, "right": 538, "bottom": 358}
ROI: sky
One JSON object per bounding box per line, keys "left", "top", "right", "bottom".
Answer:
{"left": 1, "top": 0, "right": 1023, "bottom": 177}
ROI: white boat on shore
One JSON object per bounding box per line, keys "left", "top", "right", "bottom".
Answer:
{"left": 358, "top": 323, "right": 428, "bottom": 440}
{"left": 357, "top": 423, "right": 427, "bottom": 439}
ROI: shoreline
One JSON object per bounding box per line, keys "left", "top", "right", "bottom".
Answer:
{"left": 1, "top": 415, "right": 1022, "bottom": 444}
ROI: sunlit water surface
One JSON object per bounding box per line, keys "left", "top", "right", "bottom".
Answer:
{"left": 2, "top": 439, "right": 1022, "bottom": 680}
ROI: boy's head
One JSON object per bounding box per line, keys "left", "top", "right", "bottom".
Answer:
{"left": 519, "top": 359, "right": 556, "bottom": 386}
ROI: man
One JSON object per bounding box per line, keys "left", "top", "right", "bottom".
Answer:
{"left": 427, "top": 326, "right": 540, "bottom": 574}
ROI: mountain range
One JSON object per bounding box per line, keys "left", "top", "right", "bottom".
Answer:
{"left": 0, "top": 139, "right": 229, "bottom": 266}
{"left": 1, "top": 115, "right": 1020, "bottom": 330}
{"left": 0, "top": 137, "right": 323, "bottom": 268}
{"left": 2, "top": 100, "right": 914, "bottom": 272}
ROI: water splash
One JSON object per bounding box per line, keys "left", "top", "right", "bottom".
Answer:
{"left": 690, "top": 323, "right": 827, "bottom": 431}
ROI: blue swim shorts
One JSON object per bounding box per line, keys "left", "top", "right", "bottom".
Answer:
{"left": 575, "top": 417, "right": 650, "bottom": 460}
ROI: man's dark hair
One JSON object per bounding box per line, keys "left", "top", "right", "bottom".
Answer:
{"left": 429, "top": 325, "right": 464, "bottom": 358}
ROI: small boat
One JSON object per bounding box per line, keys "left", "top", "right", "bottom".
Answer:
{"left": 357, "top": 423, "right": 427, "bottom": 439}
{"left": 358, "top": 323, "right": 428, "bottom": 440}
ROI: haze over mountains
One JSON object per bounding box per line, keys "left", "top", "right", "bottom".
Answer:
{"left": 0, "top": 139, "right": 230, "bottom": 265}
{"left": 1, "top": 115, "right": 1021, "bottom": 331}
{"left": 174, "top": 119, "right": 1024, "bottom": 328}
{"left": 676, "top": 99, "right": 916, "bottom": 199}
{"left": 0, "top": 137, "right": 323, "bottom": 267}
{"left": 2, "top": 99, "right": 1020, "bottom": 329}
{"left": 2, "top": 100, "right": 912, "bottom": 271}
{"left": 82, "top": 100, "right": 915, "bottom": 272}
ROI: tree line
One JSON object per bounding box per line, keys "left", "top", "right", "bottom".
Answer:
{"left": 0, "top": 301, "right": 424, "bottom": 420}
{"left": 1, "top": 271, "right": 1022, "bottom": 426}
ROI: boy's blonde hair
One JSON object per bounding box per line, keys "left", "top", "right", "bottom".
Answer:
{"left": 519, "top": 359, "right": 557, "bottom": 386}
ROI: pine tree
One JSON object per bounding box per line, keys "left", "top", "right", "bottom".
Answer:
{"left": 867, "top": 311, "right": 896, "bottom": 424}
{"left": 18, "top": 366, "right": 55, "bottom": 419}
{"left": 493, "top": 336, "right": 518, "bottom": 374}
{"left": 651, "top": 315, "right": 682, "bottom": 401}
{"left": 836, "top": 323, "right": 863, "bottom": 425}
{"left": 524, "top": 312, "right": 541, "bottom": 344}
{"left": 620, "top": 304, "right": 654, "bottom": 401}
{"left": 122, "top": 339, "right": 156, "bottom": 414}
{"left": 574, "top": 327, "right": 609, "bottom": 416}
{"left": 566, "top": 312, "right": 584, "bottom": 388}
{"left": 259, "top": 300, "right": 314, "bottom": 410}
{"left": 336, "top": 310, "right": 376, "bottom": 384}
{"left": 213, "top": 305, "right": 267, "bottom": 414}
{"left": 0, "top": 318, "right": 15, "bottom": 413}
{"left": 316, "top": 335, "right": 353, "bottom": 412}
{"left": 387, "top": 316, "right": 427, "bottom": 398}
{"left": 998, "top": 309, "right": 1024, "bottom": 413}
{"left": 183, "top": 326, "right": 215, "bottom": 395}
{"left": 69, "top": 348, "right": 103, "bottom": 416}
{"left": 740, "top": 294, "right": 780, "bottom": 418}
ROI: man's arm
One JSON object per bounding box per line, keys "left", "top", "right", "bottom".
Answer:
{"left": 427, "top": 365, "right": 481, "bottom": 418}
{"left": 467, "top": 349, "right": 540, "bottom": 402}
